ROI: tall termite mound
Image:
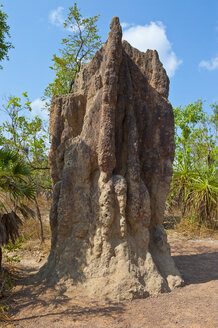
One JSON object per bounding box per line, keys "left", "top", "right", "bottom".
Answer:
{"left": 42, "top": 17, "right": 183, "bottom": 300}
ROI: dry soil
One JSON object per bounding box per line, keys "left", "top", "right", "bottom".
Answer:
{"left": 1, "top": 231, "right": 218, "bottom": 328}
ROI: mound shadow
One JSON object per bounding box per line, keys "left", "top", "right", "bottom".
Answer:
{"left": 173, "top": 251, "right": 218, "bottom": 285}
{"left": 7, "top": 269, "right": 125, "bottom": 324}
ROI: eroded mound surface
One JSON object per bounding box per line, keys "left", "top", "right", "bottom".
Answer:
{"left": 41, "top": 17, "right": 183, "bottom": 300}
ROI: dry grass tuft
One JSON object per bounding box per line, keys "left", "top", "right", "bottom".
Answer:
{"left": 175, "top": 217, "right": 218, "bottom": 239}
{"left": 165, "top": 207, "right": 218, "bottom": 239}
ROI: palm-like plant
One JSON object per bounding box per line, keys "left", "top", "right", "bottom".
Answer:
{"left": 186, "top": 166, "right": 218, "bottom": 227}
{"left": 169, "top": 101, "right": 218, "bottom": 229}
{"left": 168, "top": 157, "right": 218, "bottom": 228}
{"left": 0, "top": 149, "right": 35, "bottom": 270}
{"left": 168, "top": 152, "right": 195, "bottom": 215}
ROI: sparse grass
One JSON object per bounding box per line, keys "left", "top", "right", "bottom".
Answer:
{"left": 165, "top": 207, "right": 218, "bottom": 239}
{"left": 0, "top": 269, "right": 15, "bottom": 323}
{"left": 19, "top": 217, "right": 49, "bottom": 241}
{"left": 0, "top": 198, "right": 51, "bottom": 323}
{"left": 16, "top": 195, "right": 51, "bottom": 242}
{"left": 174, "top": 216, "right": 218, "bottom": 239}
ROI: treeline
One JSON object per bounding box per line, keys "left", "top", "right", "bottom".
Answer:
{"left": 168, "top": 100, "right": 218, "bottom": 228}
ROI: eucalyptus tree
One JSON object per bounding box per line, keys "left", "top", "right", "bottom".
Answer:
{"left": 43, "top": 2, "right": 101, "bottom": 101}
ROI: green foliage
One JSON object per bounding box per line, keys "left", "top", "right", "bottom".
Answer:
{"left": 0, "top": 4, "right": 13, "bottom": 68}
{"left": 43, "top": 2, "right": 101, "bottom": 100}
{"left": 0, "top": 148, "right": 36, "bottom": 259}
{"left": 0, "top": 305, "right": 9, "bottom": 315}
{"left": 185, "top": 166, "right": 218, "bottom": 226}
{"left": 3, "top": 237, "right": 26, "bottom": 252}
{"left": 3, "top": 237, "right": 26, "bottom": 264}
{"left": 0, "top": 148, "right": 35, "bottom": 204}
{"left": 0, "top": 94, "right": 49, "bottom": 245}
{"left": 0, "top": 93, "right": 51, "bottom": 192}
{"left": 168, "top": 100, "right": 218, "bottom": 228}
{"left": 0, "top": 149, "right": 34, "bottom": 188}
{"left": 3, "top": 254, "right": 20, "bottom": 263}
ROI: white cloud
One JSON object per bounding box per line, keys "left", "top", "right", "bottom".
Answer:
{"left": 49, "top": 6, "right": 64, "bottom": 27}
{"left": 121, "top": 22, "right": 133, "bottom": 29}
{"left": 122, "top": 21, "right": 182, "bottom": 78}
{"left": 199, "top": 56, "right": 218, "bottom": 71}
{"left": 31, "top": 99, "right": 49, "bottom": 120}
{"left": 49, "top": 7, "right": 79, "bottom": 33}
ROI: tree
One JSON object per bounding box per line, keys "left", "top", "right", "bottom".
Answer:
{"left": 43, "top": 2, "right": 101, "bottom": 100}
{"left": 0, "top": 149, "right": 35, "bottom": 270}
{"left": 168, "top": 100, "right": 218, "bottom": 227}
{"left": 0, "top": 93, "right": 51, "bottom": 243}
{"left": 0, "top": 93, "right": 50, "bottom": 190}
{"left": 0, "top": 4, "right": 13, "bottom": 68}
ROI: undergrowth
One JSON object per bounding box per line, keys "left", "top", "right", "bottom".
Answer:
{"left": 175, "top": 217, "right": 218, "bottom": 239}
{"left": 0, "top": 270, "right": 15, "bottom": 322}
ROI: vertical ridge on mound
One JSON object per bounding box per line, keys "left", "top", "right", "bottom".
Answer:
{"left": 41, "top": 16, "right": 183, "bottom": 301}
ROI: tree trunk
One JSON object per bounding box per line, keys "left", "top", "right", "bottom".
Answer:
{"left": 34, "top": 198, "right": 44, "bottom": 244}
{"left": 0, "top": 247, "right": 2, "bottom": 271}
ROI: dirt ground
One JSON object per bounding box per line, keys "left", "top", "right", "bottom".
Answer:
{"left": 1, "top": 231, "right": 218, "bottom": 328}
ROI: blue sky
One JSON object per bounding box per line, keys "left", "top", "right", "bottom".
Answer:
{"left": 0, "top": 0, "right": 217, "bottom": 120}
